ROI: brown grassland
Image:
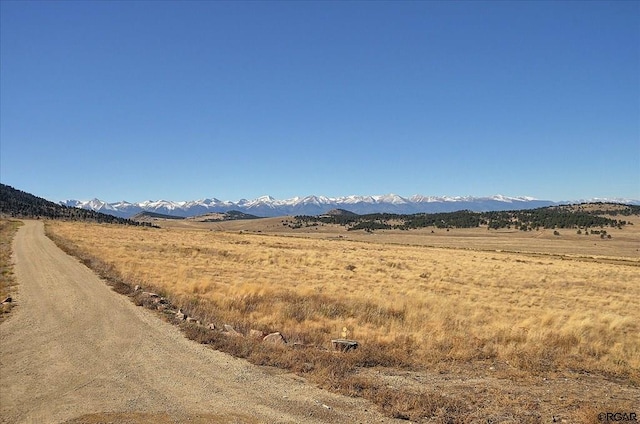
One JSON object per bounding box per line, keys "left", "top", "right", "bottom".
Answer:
{"left": 44, "top": 216, "right": 639, "bottom": 423}
{"left": 0, "top": 219, "right": 22, "bottom": 320}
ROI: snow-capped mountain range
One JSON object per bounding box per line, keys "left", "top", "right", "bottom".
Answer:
{"left": 59, "top": 194, "right": 639, "bottom": 219}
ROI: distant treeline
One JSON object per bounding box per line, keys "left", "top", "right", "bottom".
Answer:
{"left": 294, "top": 204, "right": 639, "bottom": 232}
{"left": 0, "top": 184, "right": 156, "bottom": 227}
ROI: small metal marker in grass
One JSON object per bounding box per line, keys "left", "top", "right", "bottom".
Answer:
{"left": 332, "top": 326, "right": 359, "bottom": 352}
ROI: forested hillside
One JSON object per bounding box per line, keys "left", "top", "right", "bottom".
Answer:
{"left": 293, "top": 203, "right": 639, "bottom": 232}
{"left": 0, "top": 184, "right": 154, "bottom": 226}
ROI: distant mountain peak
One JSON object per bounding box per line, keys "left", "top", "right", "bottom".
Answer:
{"left": 59, "top": 193, "right": 639, "bottom": 219}
{"left": 256, "top": 195, "right": 276, "bottom": 202}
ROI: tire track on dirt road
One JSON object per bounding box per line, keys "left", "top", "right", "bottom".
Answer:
{"left": 1, "top": 221, "right": 395, "bottom": 424}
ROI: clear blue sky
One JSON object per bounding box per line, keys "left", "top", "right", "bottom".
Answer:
{"left": 1, "top": 1, "right": 638, "bottom": 203}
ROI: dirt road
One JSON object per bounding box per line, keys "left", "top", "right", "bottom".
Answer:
{"left": 0, "top": 221, "right": 395, "bottom": 424}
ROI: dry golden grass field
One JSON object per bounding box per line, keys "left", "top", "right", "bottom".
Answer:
{"left": 44, "top": 214, "right": 639, "bottom": 423}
